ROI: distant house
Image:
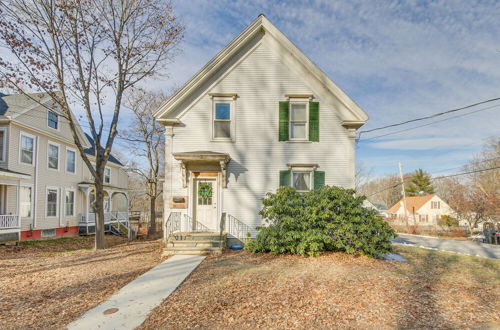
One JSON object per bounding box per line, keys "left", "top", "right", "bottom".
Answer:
{"left": 387, "top": 194, "right": 456, "bottom": 227}
{"left": 363, "top": 199, "right": 389, "bottom": 218}
{"left": 0, "top": 93, "right": 129, "bottom": 242}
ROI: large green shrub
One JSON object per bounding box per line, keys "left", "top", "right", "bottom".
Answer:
{"left": 245, "top": 186, "right": 396, "bottom": 258}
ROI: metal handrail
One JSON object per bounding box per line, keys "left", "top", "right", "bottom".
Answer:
{"left": 184, "top": 214, "right": 211, "bottom": 232}
{"left": 165, "top": 212, "right": 181, "bottom": 239}
{"left": 222, "top": 213, "right": 253, "bottom": 242}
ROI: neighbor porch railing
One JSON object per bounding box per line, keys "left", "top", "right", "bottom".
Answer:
{"left": 0, "top": 215, "right": 20, "bottom": 229}
{"left": 80, "top": 212, "right": 129, "bottom": 224}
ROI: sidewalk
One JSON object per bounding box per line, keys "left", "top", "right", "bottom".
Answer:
{"left": 68, "top": 254, "right": 205, "bottom": 330}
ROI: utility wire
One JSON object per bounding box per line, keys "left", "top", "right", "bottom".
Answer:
{"left": 358, "top": 104, "right": 500, "bottom": 142}
{"left": 358, "top": 97, "right": 500, "bottom": 139}
{"left": 366, "top": 165, "right": 500, "bottom": 198}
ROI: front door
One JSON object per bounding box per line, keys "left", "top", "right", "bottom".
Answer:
{"left": 194, "top": 178, "right": 217, "bottom": 230}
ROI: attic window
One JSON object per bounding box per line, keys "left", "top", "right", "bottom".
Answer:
{"left": 48, "top": 111, "right": 58, "bottom": 129}
{"left": 212, "top": 97, "right": 234, "bottom": 140}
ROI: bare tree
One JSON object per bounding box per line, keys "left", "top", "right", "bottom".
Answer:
{"left": 355, "top": 161, "right": 373, "bottom": 195}
{"left": 0, "top": 0, "right": 183, "bottom": 249}
{"left": 121, "top": 89, "right": 166, "bottom": 237}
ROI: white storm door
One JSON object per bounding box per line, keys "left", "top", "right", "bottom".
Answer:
{"left": 194, "top": 178, "right": 217, "bottom": 230}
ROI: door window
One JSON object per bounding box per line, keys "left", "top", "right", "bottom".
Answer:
{"left": 197, "top": 181, "right": 213, "bottom": 206}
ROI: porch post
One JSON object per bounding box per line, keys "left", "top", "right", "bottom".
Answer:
{"left": 16, "top": 180, "right": 21, "bottom": 228}
{"left": 85, "top": 188, "right": 90, "bottom": 224}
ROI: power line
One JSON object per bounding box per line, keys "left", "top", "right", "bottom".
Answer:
{"left": 358, "top": 97, "right": 500, "bottom": 138}
{"left": 358, "top": 104, "right": 500, "bottom": 142}
{"left": 366, "top": 165, "right": 500, "bottom": 198}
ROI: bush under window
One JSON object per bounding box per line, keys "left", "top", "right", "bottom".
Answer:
{"left": 246, "top": 186, "right": 396, "bottom": 258}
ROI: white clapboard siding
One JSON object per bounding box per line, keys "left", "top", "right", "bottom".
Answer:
{"left": 165, "top": 32, "right": 357, "bottom": 231}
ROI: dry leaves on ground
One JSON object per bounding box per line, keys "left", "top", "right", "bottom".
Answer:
{"left": 140, "top": 246, "right": 500, "bottom": 329}
{"left": 0, "top": 236, "right": 163, "bottom": 330}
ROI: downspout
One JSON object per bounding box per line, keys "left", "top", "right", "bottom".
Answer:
{"left": 33, "top": 136, "right": 39, "bottom": 228}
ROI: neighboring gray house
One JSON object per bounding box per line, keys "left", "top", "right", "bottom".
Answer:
{"left": 0, "top": 93, "right": 129, "bottom": 242}
{"left": 155, "top": 15, "right": 368, "bottom": 243}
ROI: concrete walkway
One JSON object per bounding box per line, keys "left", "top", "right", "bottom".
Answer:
{"left": 68, "top": 255, "right": 205, "bottom": 330}
{"left": 393, "top": 234, "right": 500, "bottom": 259}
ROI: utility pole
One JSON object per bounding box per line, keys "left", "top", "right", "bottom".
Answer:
{"left": 398, "top": 162, "right": 409, "bottom": 229}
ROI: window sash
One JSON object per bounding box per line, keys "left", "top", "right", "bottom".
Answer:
{"left": 292, "top": 171, "right": 312, "bottom": 191}
{"left": 20, "top": 186, "right": 32, "bottom": 218}
{"left": 21, "top": 135, "right": 34, "bottom": 164}
{"left": 48, "top": 144, "right": 59, "bottom": 169}
{"left": 66, "top": 150, "right": 76, "bottom": 173}
{"left": 47, "top": 189, "right": 58, "bottom": 217}
{"left": 289, "top": 102, "right": 309, "bottom": 140}
{"left": 104, "top": 168, "right": 111, "bottom": 183}
{"left": 213, "top": 100, "right": 233, "bottom": 139}
{"left": 65, "top": 190, "right": 75, "bottom": 216}
{"left": 48, "top": 111, "right": 58, "bottom": 129}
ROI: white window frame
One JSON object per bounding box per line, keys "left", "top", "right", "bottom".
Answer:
{"left": 64, "top": 188, "right": 76, "bottom": 217}
{"left": 19, "top": 131, "right": 36, "bottom": 166}
{"left": 212, "top": 96, "right": 235, "bottom": 141}
{"left": 46, "top": 187, "right": 59, "bottom": 218}
{"left": 66, "top": 147, "right": 77, "bottom": 174}
{"left": 104, "top": 167, "right": 111, "bottom": 184}
{"left": 47, "top": 110, "right": 59, "bottom": 131}
{"left": 0, "top": 127, "right": 7, "bottom": 162}
{"left": 291, "top": 170, "right": 313, "bottom": 192}
{"left": 289, "top": 99, "right": 309, "bottom": 141}
{"left": 20, "top": 184, "right": 34, "bottom": 219}
{"left": 47, "top": 141, "right": 60, "bottom": 171}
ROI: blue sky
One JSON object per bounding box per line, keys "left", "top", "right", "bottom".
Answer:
{"left": 148, "top": 0, "right": 500, "bottom": 176}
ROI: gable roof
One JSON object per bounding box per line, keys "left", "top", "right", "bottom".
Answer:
{"left": 387, "top": 194, "right": 436, "bottom": 214}
{"left": 0, "top": 92, "right": 51, "bottom": 118}
{"left": 154, "top": 14, "right": 368, "bottom": 125}
{"left": 84, "top": 133, "right": 124, "bottom": 166}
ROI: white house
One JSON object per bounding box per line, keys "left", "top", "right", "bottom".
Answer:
{"left": 0, "top": 92, "right": 129, "bottom": 242}
{"left": 155, "top": 15, "right": 368, "bottom": 244}
{"left": 387, "top": 194, "right": 456, "bottom": 227}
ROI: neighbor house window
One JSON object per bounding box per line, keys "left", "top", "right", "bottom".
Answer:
{"left": 420, "top": 214, "right": 428, "bottom": 223}
{"left": 65, "top": 190, "right": 75, "bottom": 216}
{"left": 66, "top": 148, "right": 76, "bottom": 173}
{"left": 104, "top": 167, "right": 111, "bottom": 184}
{"left": 20, "top": 186, "right": 32, "bottom": 218}
{"left": 46, "top": 188, "right": 58, "bottom": 217}
{"left": 48, "top": 142, "right": 59, "bottom": 170}
{"left": 20, "top": 133, "right": 35, "bottom": 165}
{"left": 292, "top": 171, "right": 312, "bottom": 192}
{"left": 431, "top": 201, "right": 440, "bottom": 209}
{"left": 48, "top": 111, "right": 58, "bottom": 129}
{"left": 0, "top": 128, "right": 6, "bottom": 162}
{"left": 213, "top": 97, "right": 234, "bottom": 140}
{"left": 289, "top": 101, "right": 308, "bottom": 140}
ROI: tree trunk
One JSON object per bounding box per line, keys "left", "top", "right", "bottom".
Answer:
{"left": 94, "top": 184, "right": 106, "bottom": 250}
{"left": 148, "top": 195, "right": 157, "bottom": 237}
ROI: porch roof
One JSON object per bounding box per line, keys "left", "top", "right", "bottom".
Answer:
{"left": 173, "top": 151, "right": 231, "bottom": 163}
{"left": 0, "top": 168, "right": 31, "bottom": 180}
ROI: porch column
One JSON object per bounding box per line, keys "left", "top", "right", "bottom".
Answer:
{"left": 16, "top": 180, "right": 21, "bottom": 228}
{"left": 85, "top": 188, "right": 90, "bottom": 224}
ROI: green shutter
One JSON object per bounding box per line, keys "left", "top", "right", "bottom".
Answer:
{"left": 279, "top": 170, "right": 291, "bottom": 186}
{"left": 309, "top": 101, "right": 319, "bottom": 142}
{"left": 279, "top": 101, "right": 289, "bottom": 141}
{"left": 314, "top": 171, "right": 325, "bottom": 189}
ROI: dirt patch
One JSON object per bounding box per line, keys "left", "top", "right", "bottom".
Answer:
{"left": 0, "top": 236, "right": 163, "bottom": 330}
{"left": 140, "top": 246, "right": 500, "bottom": 329}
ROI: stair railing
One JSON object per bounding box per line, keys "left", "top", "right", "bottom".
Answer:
{"left": 221, "top": 213, "right": 253, "bottom": 243}
{"left": 183, "top": 214, "right": 210, "bottom": 232}
{"left": 165, "top": 212, "right": 181, "bottom": 239}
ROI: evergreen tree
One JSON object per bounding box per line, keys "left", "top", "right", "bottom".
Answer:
{"left": 405, "top": 169, "right": 434, "bottom": 196}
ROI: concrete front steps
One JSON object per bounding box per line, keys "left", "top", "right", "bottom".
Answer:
{"left": 164, "top": 232, "right": 227, "bottom": 256}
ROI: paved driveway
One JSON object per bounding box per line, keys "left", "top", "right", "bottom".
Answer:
{"left": 392, "top": 234, "right": 500, "bottom": 259}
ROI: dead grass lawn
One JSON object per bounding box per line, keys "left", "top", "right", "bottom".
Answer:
{"left": 140, "top": 246, "right": 499, "bottom": 329}
{"left": 0, "top": 236, "right": 163, "bottom": 330}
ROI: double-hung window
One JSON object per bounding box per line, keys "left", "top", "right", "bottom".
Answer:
{"left": 431, "top": 201, "right": 440, "bottom": 209}
{"left": 20, "top": 186, "right": 33, "bottom": 218}
{"left": 289, "top": 101, "right": 308, "bottom": 140}
{"left": 48, "top": 111, "right": 58, "bottom": 129}
{"left": 104, "top": 167, "right": 111, "bottom": 184}
{"left": 48, "top": 142, "right": 59, "bottom": 170}
{"left": 65, "top": 190, "right": 75, "bottom": 216}
{"left": 212, "top": 96, "right": 234, "bottom": 140}
{"left": 0, "top": 128, "right": 6, "bottom": 162}
{"left": 20, "top": 133, "right": 35, "bottom": 165}
{"left": 66, "top": 148, "right": 76, "bottom": 173}
{"left": 280, "top": 165, "right": 325, "bottom": 191}
{"left": 292, "top": 171, "right": 312, "bottom": 192}
{"left": 46, "top": 188, "right": 58, "bottom": 217}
